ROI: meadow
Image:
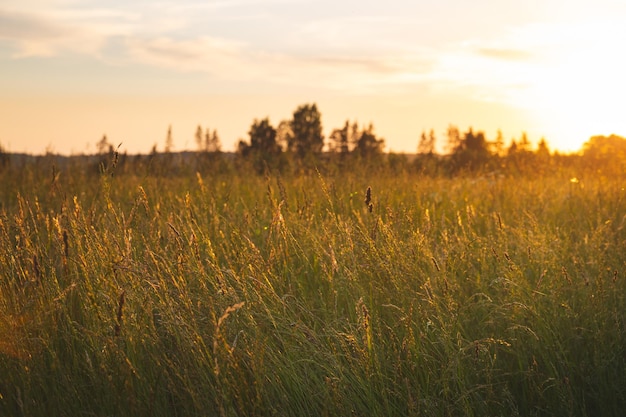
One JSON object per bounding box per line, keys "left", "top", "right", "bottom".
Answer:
{"left": 1, "top": 156, "right": 625, "bottom": 416}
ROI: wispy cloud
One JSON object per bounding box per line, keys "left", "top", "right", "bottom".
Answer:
{"left": 0, "top": 1, "right": 439, "bottom": 92}
{"left": 15, "top": 0, "right": 625, "bottom": 101}
{"left": 0, "top": 7, "right": 136, "bottom": 57}
{"left": 477, "top": 48, "right": 534, "bottom": 62}
{"left": 124, "top": 36, "right": 247, "bottom": 75}
{"left": 0, "top": 9, "right": 82, "bottom": 56}
{"left": 122, "top": 32, "right": 435, "bottom": 95}
{"left": 0, "top": 9, "right": 68, "bottom": 40}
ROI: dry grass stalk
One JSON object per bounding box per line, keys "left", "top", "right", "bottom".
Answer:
{"left": 217, "top": 302, "right": 245, "bottom": 329}
{"left": 431, "top": 257, "right": 441, "bottom": 272}
{"left": 562, "top": 266, "right": 572, "bottom": 285}
{"left": 32, "top": 254, "right": 42, "bottom": 282}
{"left": 496, "top": 212, "right": 503, "bottom": 230}
{"left": 62, "top": 230, "right": 69, "bottom": 259}
{"left": 114, "top": 290, "right": 126, "bottom": 337}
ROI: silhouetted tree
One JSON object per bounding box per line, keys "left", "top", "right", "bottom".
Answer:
{"left": 288, "top": 103, "right": 324, "bottom": 159}
{"left": 206, "top": 129, "right": 221, "bottom": 153}
{"left": 329, "top": 120, "right": 351, "bottom": 154}
{"left": 446, "top": 125, "right": 462, "bottom": 154}
{"left": 0, "top": 141, "right": 9, "bottom": 171}
{"left": 194, "top": 126, "right": 222, "bottom": 173}
{"left": 507, "top": 140, "right": 518, "bottom": 156}
{"left": 518, "top": 132, "right": 531, "bottom": 152}
{"left": 354, "top": 123, "right": 385, "bottom": 159}
{"left": 414, "top": 129, "right": 440, "bottom": 175}
{"left": 239, "top": 118, "right": 283, "bottom": 173}
{"left": 450, "top": 128, "right": 491, "bottom": 172}
{"left": 276, "top": 120, "right": 292, "bottom": 152}
{"left": 583, "top": 134, "right": 626, "bottom": 160}
{"left": 492, "top": 129, "right": 505, "bottom": 156}
{"left": 249, "top": 119, "right": 279, "bottom": 154}
{"left": 195, "top": 125, "right": 203, "bottom": 151}
{"left": 582, "top": 134, "right": 626, "bottom": 175}
{"left": 528, "top": 137, "right": 553, "bottom": 175}
{"left": 536, "top": 138, "right": 550, "bottom": 158}
{"left": 417, "top": 129, "right": 436, "bottom": 155}
{"left": 94, "top": 134, "right": 115, "bottom": 174}
{"left": 505, "top": 132, "right": 537, "bottom": 173}
{"left": 96, "top": 135, "right": 111, "bottom": 155}
{"left": 237, "top": 139, "right": 248, "bottom": 155}
{"left": 165, "top": 126, "right": 174, "bottom": 153}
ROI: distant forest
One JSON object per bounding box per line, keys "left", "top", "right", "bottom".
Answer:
{"left": 1, "top": 102, "right": 625, "bottom": 178}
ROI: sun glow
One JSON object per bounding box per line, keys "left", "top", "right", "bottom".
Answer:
{"left": 432, "top": 18, "right": 626, "bottom": 152}
{"left": 509, "top": 20, "right": 626, "bottom": 151}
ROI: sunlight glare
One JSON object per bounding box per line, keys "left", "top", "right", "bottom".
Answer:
{"left": 515, "top": 20, "right": 626, "bottom": 151}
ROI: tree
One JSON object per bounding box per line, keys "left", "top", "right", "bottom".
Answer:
{"left": 248, "top": 118, "right": 280, "bottom": 155}
{"left": 288, "top": 103, "right": 324, "bottom": 158}
{"left": 194, "top": 126, "right": 222, "bottom": 173}
{"left": 238, "top": 118, "right": 283, "bottom": 173}
{"left": 354, "top": 123, "right": 385, "bottom": 158}
{"left": 205, "top": 129, "right": 221, "bottom": 153}
{"left": 94, "top": 134, "right": 115, "bottom": 174}
{"left": 350, "top": 122, "right": 360, "bottom": 150}
{"left": 518, "top": 132, "right": 531, "bottom": 153}
{"left": 530, "top": 137, "right": 552, "bottom": 174}
{"left": 276, "top": 120, "right": 292, "bottom": 152}
{"left": 536, "top": 137, "right": 550, "bottom": 158}
{"left": 464, "top": 129, "right": 488, "bottom": 154}
{"left": 417, "top": 129, "right": 436, "bottom": 155}
{"left": 492, "top": 129, "right": 505, "bottom": 156}
{"left": 329, "top": 120, "right": 351, "bottom": 154}
{"left": 449, "top": 127, "right": 491, "bottom": 172}
{"left": 195, "top": 125, "right": 204, "bottom": 151}
{"left": 96, "top": 135, "right": 111, "bottom": 155}
{"left": 582, "top": 134, "right": 626, "bottom": 174}
{"left": 446, "top": 125, "right": 461, "bottom": 154}
{"left": 165, "top": 125, "right": 174, "bottom": 153}
{"left": 582, "top": 134, "right": 626, "bottom": 160}
{"left": 0, "top": 141, "right": 9, "bottom": 171}
{"left": 505, "top": 132, "right": 536, "bottom": 172}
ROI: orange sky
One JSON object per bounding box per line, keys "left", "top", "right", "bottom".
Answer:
{"left": 1, "top": 1, "right": 625, "bottom": 155}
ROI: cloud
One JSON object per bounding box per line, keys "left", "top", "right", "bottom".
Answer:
{"left": 124, "top": 36, "right": 247, "bottom": 76}
{"left": 477, "top": 48, "right": 534, "bottom": 62}
{"left": 0, "top": 9, "right": 78, "bottom": 56}
{"left": 293, "top": 14, "right": 420, "bottom": 52}
{"left": 0, "top": 9, "right": 69, "bottom": 40}
{"left": 123, "top": 33, "right": 434, "bottom": 94}
{"left": 0, "top": 8, "right": 134, "bottom": 57}
{"left": 0, "top": 2, "right": 436, "bottom": 95}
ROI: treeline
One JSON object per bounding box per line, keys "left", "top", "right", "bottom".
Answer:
{"left": 1, "top": 102, "right": 626, "bottom": 178}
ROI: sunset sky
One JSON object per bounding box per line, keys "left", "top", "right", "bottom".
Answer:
{"left": 1, "top": 0, "right": 625, "bottom": 155}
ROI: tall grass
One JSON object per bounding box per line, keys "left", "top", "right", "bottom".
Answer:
{"left": 0, "top": 160, "right": 625, "bottom": 416}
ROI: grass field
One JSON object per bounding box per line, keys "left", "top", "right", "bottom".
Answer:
{"left": 1, "top": 158, "right": 625, "bottom": 416}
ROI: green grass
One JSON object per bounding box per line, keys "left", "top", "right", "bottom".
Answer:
{"left": 1, "top": 161, "right": 625, "bottom": 416}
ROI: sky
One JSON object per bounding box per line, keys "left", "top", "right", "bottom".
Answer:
{"left": 1, "top": 0, "right": 626, "bottom": 155}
